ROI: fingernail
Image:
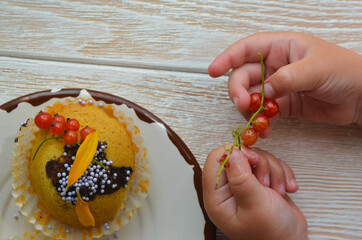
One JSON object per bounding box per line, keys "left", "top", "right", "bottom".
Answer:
{"left": 290, "top": 179, "right": 298, "bottom": 188}
{"left": 279, "top": 183, "right": 286, "bottom": 195}
{"left": 264, "top": 83, "right": 276, "bottom": 99}
{"left": 248, "top": 151, "right": 259, "bottom": 163}
{"left": 263, "top": 175, "right": 270, "bottom": 186}
{"left": 228, "top": 149, "right": 240, "bottom": 164}
{"left": 240, "top": 148, "right": 259, "bottom": 165}
{"left": 233, "top": 97, "right": 239, "bottom": 108}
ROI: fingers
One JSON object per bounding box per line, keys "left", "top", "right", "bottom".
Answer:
{"left": 280, "top": 160, "right": 299, "bottom": 193}
{"left": 258, "top": 124, "right": 273, "bottom": 139}
{"left": 262, "top": 150, "right": 287, "bottom": 195}
{"left": 208, "top": 32, "right": 307, "bottom": 78}
{"left": 204, "top": 144, "right": 298, "bottom": 215}
{"left": 203, "top": 147, "right": 239, "bottom": 227}
{"left": 225, "top": 149, "right": 266, "bottom": 208}
{"left": 203, "top": 145, "right": 260, "bottom": 223}
{"left": 250, "top": 149, "right": 271, "bottom": 188}
{"left": 203, "top": 145, "right": 261, "bottom": 209}
{"left": 239, "top": 145, "right": 260, "bottom": 166}
{"left": 251, "top": 148, "right": 298, "bottom": 195}
{"left": 228, "top": 63, "right": 263, "bottom": 112}
{"left": 203, "top": 147, "right": 231, "bottom": 208}
{"left": 208, "top": 32, "right": 277, "bottom": 78}
{"left": 264, "top": 56, "right": 323, "bottom": 99}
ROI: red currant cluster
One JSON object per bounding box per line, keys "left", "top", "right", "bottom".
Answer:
{"left": 216, "top": 53, "right": 279, "bottom": 187}
{"left": 34, "top": 112, "right": 94, "bottom": 145}
{"left": 241, "top": 93, "right": 279, "bottom": 146}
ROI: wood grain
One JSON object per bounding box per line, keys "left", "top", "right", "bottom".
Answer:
{"left": 0, "top": 0, "right": 361, "bottom": 71}
{"left": 1, "top": 0, "right": 362, "bottom": 239}
{"left": 1, "top": 57, "right": 361, "bottom": 239}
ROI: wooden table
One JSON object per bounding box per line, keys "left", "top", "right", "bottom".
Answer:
{"left": 1, "top": 1, "right": 361, "bottom": 239}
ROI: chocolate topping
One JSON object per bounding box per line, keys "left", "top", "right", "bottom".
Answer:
{"left": 45, "top": 142, "right": 132, "bottom": 204}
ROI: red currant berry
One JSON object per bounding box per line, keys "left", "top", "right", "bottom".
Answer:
{"left": 263, "top": 99, "right": 279, "bottom": 118}
{"left": 50, "top": 121, "right": 66, "bottom": 135}
{"left": 249, "top": 93, "right": 262, "bottom": 112}
{"left": 241, "top": 128, "right": 258, "bottom": 146}
{"left": 80, "top": 126, "right": 94, "bottom": 140}
{"left": 66, "top": 118, "right": 80, "bottom": 131}
{"left": 34, "top": 112, "right": 52, "bottom": 129}
{"left": 253, "top": 114, "right": 269, "bottom": 133}
{"left": 219, "top": 154, "right": 230, "bottom": 169}
{"left": 52, "top": 114, "right": 66, "bottom": 124}
{"left": 64, "top": 130, "right": 78, "bottom": 145}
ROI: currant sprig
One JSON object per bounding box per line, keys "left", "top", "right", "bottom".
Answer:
{"left": 31, "top": 111, "right": 94, "bottom": 161}
{"left": 32, "top": 136, "right": 63, "bottom": 161}
{"left": 215, "top": 52, "right": 278, "bottom": 188}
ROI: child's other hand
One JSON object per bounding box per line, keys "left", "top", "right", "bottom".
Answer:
{"left": 203, "top": 146, "right": 308, "bottom": 240}
{"left": 208, "top": 32, "right": 362, "bottom": 127}
{"left": 249, "top": 147, "right": 299, "bottom": 195}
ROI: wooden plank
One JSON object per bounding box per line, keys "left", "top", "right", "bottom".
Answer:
{"left": 1, "top": 0, "right": 361, "bottom": 71}
{"left": 0, "top": 57, "right": 361, "bottom": 239}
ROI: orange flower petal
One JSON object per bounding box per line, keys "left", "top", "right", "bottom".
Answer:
{"left": 76, "top": 194, "right": 95, "bottom": 227}
{"left": 68, "top": 131, "right": 99, "bottom": 186}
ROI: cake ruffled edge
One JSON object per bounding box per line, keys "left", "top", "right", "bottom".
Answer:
{"left": 11, "top": 91, "right": 150, "bottom": 239}
{"left": 9, "top": 230, "right": 52, "bottom": 240}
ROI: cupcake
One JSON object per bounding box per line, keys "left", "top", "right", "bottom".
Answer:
{"left": 11, "top": 95, "right": 150, "bottom": 239}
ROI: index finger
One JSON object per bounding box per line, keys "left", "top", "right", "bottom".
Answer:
{"left": 208, "top": 32, "right": 292, "bottom": 78}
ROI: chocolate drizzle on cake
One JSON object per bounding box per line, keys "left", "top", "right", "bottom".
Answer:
{"left": 45, "top": 142, "right": 133, "bottom": 204}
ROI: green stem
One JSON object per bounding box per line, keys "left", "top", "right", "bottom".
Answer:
{"left": 215, "top": 52, "right": 266, "bottom": 187}
{"left": 32, "top": 136, "right": 63, "bottom": 161}
{"left": 92, "top": 159, "right": 109, "bottom": 170}
{"left": 259, "top": 52, "right": 266, "bottom": 105}
{"left": 239, "top": 53, "right": 266, "bottom": 131}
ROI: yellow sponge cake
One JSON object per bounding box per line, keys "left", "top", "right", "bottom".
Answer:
{"left": 11, "top": 96, "right": 150, "bottom": 239}
{"left": 29, "top": 101, "right": 134, "bottom": 228}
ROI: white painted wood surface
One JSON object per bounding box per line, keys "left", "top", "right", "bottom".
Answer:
{"left": 1, "top": 0, "right": 362, "bottom": 70}
{"left": 0, "top": 1, "right": 361, "bottom": 239}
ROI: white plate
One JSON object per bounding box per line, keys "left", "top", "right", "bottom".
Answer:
{"left": 0, "top": 89, "right": 215, "bottom": 240}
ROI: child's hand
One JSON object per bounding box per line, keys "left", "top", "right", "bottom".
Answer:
{"left": 203, "top": 146, "right": 308, "bottom": 240}
{"left": 208, "top": 32, "right": 362, "bottom": 127}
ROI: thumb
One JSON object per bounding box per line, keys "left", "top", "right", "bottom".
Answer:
{"left": 264, "top": 57, "right": 322, "bottom": 99}
{"left": 226, "top": 149, "right": 266, "bottom": 208}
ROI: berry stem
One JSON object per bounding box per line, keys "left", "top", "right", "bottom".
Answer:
{"left": 92, "top": 159, "right": 109, "bottom": 170}
{"left": 216, "top": 52, "right": 266, "bottom": 187}
{"left": 32, "top": 136, "right": 63, "bottom": 161}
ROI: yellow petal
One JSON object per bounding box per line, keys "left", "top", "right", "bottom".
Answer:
{"left": 76, "top": 194, "right": 95, "bottom": 227}
{"left": 68, "top": 131, "right": 99, "bottom": 186}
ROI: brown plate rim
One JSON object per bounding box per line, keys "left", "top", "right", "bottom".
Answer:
{"left": 0, "top": 88, "right": 216, "bottom": 240}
